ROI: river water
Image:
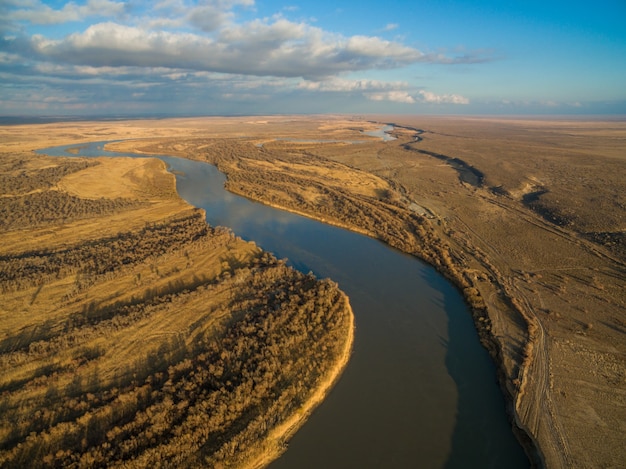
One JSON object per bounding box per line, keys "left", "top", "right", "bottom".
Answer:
{"left": 363, "top": 124, "right": 397, "bottom": 141}
{"left": 38, "top": 141, "right": 529, "bottom": 468}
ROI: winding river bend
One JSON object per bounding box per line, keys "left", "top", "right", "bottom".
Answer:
{"left": 39, "top": 141, "right": 529, "bottom": 468}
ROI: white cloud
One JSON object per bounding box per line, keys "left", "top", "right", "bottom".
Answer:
{"left": 144, "top": 16, "right": 186, "bottom": 30}
{"left": 220, "top": 18, "right": 307, "bottom": 44}
{"left": 345, "top": 35, "right": 422, "bottom": 61}
{"left": 0, "top": 0, "right": 487, "bottom": 115}
{"left": 366, "top": 91, "right": 416, "bottom": 104}
{"left": 9, "top": 0, "right": 126, "bottom": 25}
{"left": 298, "top": 78, "right": 406, "bottom": 92}
{"left": 153, "top": 0, "right": 186, "bottom": 10}
{"left": 418, "top": 90, "right": 469, "bottom": 104}
{"left": 6, "top": 1, "right": 489, "bottom": 80}
{"left": 383, "top": 23, "right": 398, "bottom": 32}
{"left": 29, "top": 19, "right": 447, "bottom": 79}
{"left": 188, "top": 5, "right": 235, "bottom": 32}
{"left": 299, "top": 79, "right": 468, "bottom": 106}
{"left": 0, "top": 51, "right": 22, "bottom": 64}
{"left": 363, "top": 89, "right": 469, "bottom": 105}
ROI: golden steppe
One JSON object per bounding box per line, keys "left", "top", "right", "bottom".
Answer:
{"left": 0, "top": 120, "right": 353, "bottom": 468}
{"left": 1, "top": 115, "right": 624, "bottom": 468}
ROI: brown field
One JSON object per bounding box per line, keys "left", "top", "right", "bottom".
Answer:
{"left": 327, "top": 116, "right": 626, "bottom": 468}
{"left": 1, "top": 115, "right": 624, "bottom": 468}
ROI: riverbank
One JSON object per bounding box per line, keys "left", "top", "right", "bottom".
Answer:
{"left": 119, "top": 116, "right": 625, "bottom": 468}
{"left": 242, "top": 294, "right": 355, "bottom": 469}
{"left": 104, "top": 128, "right": 540, "bottom": 464}
{"left": 119, "top": 133, "right": 538, "bottom": 464}
{"left": 339, "top": 116, "right": 626, "bottom": 468}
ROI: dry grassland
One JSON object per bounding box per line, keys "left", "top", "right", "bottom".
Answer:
{"left": 297, "top": 115, "right": 626, "bottom": 469}
{"left": 1, "top": 115, "right": 624, "bottom": 468}
{"left": 0, "top": 122, "right": 354, "bottom": 468}
{"left": 105, "top": 115, "right": 626, "bottom": 468}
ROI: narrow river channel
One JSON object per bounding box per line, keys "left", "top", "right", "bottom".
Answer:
{"left": 38, "top": 141, "right": 529, "bottom": 468}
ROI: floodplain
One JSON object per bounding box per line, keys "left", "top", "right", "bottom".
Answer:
{"left": 0, "top": 115, "right": 624, "bottom": 468}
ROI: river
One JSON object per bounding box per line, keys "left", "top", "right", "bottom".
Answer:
{"left": 38, "top": 141, "right": 529, "bottom": 468}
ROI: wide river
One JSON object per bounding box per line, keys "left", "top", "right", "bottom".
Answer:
{"left": 39, "top": 141, "right": 529, "bottom": 468}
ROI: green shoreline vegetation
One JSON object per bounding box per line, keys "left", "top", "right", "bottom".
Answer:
{"left": 0, "top": 153, "right": 354, "bottom": 468}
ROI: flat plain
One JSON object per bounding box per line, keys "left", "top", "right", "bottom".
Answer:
{"left": 0, "top": 115, "right": 624, "bottom": 468}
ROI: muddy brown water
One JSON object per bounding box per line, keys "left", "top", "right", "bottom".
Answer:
{"left": 39, "top": 141, "right": 529, "bottom": 468}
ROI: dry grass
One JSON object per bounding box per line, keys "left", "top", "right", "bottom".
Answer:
{"left": 1, "top": 115, "right": 624, "bottom": 468}
{"left": 0, "top": 122, "right": 354, "bottom": 468}
{"left": 106, "top": 115, "right": 625, "bottom": 469}
{"left": 335, "top": 115, "right": 626, "bottom": 469}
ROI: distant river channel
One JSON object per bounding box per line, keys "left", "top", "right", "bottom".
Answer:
{"left": 39, "top": 140, "right": 529, "bottom": 468}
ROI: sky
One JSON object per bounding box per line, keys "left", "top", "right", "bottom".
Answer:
{"left": 1, "top": 0, "right": 625, "bottom": 116}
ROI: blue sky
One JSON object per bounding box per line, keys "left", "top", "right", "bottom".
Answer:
{"left": 1, "top": 0, "right": 624, "bottom": 116}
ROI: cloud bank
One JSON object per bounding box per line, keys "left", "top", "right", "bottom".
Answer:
{"left": 0, "top": 0, "right": 477, "bottom": 115}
